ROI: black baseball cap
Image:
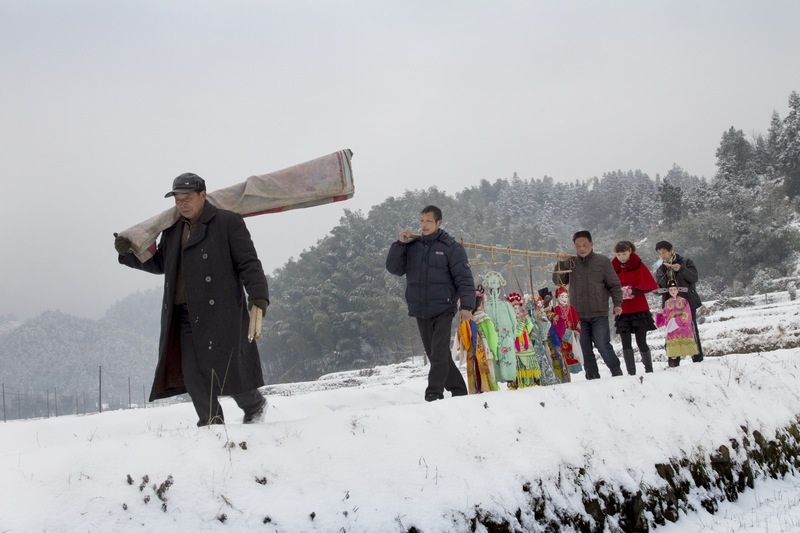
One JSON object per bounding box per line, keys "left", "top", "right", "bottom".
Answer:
{"left": 165, "top": 173, "right": 206, "bottom": 197}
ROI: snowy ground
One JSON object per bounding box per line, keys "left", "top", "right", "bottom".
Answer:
{"left": 1, "top": 293, "right": 800, "bottom": 532}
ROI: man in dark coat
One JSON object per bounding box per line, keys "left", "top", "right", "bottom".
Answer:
{"left": 115, "top": 173, "right": 269, "bottom": 426}
{"left": 386, "top": 205, "right": 476, "bottom": 401}
{"left": 655, "top": 240, "right": 703, "bottom": 363}
{"left": 553, "top": 230, "right": 624, "bottom": 379}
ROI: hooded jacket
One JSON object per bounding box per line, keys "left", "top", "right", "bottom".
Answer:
{"left": 611, "top": 252, "right": 658, "bottom": 314}
{"left": 386, "top": 229, "right": 476, "bottom": 319}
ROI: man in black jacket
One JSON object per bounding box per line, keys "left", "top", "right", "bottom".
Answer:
{"left": 655, "top": 240, "right": 703, "bottom": 362}
{"left": 386, "top": 205, "right": 476, "bottom": 401}
{"left": 115, "top": 173, "right": 269, "bottom": 426}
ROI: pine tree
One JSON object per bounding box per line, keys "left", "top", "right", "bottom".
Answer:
{"left": 768, "top": 111, "right": 783, "bottom": 164}
{"left": 661, "top": 164, "right": 707, "bottom": 215}
{"left": 778, "top": 91, "right": 800, "bottom": 198}
{"left": 714, "top": 127, "right": 757, "bottom": 190}
{"left": 658, "top": 178, "right": 683, "bottom": 226}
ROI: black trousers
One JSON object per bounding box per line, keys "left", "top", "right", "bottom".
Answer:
{"left": 416, "top": 311, "right": 468, "bottom": 398}
{"left": 690, "top": 303, "right": 704, "bottom": 361}
{"left": 178, "top": 305, "right": 265, "bottom": 425}
{"left": 620, "top": 329, "right": 650, "bottom": 352}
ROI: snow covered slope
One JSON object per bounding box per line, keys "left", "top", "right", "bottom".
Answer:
{"left": 1, "top": 292, "right": 799, "bottom": 532}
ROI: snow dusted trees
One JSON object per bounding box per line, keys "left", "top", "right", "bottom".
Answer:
{"left": 217, "top": 91, "right": 800, "bottom": 383}
{"left": 691, "top": 91, "right": 800, "bottom": 295}
{"left": 714, "top": 126, "right": 758, "bottom": 193}
{"left": 778, "top": 91, "right": 800, "bottom": 198}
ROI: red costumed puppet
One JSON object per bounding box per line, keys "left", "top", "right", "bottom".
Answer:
{"left": 547, "top": 285, "right": 583, "bottom": 373}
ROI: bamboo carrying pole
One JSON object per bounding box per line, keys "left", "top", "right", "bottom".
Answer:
{"left": 460, "top": 241, "right": 573, "bottom": 274}
{"left": 461, "top": 241, "right": 568, "bottom": 259}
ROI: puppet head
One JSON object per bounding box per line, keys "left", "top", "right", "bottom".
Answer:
{"left": 555, "top": 285, "right": 570, "bottom": 306}
{"left": 481, "top": 271, "right": 506, "bottom": 295}
{"left": 474, "top": 285, "right": 485, "bottom": 311}
{"left": 667, "top": 279, "right": 680, "bottom": 298}
{"left": 506, "top": 292, "right": 523, "bottom": 306}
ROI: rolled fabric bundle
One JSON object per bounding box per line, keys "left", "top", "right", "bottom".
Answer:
{"left": 118, "top": 149, "right": 354, "bottom": 262}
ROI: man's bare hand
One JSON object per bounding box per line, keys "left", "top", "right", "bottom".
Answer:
{"left": 398, "top": 228, "right": 413, "bottom": 243}
{"left": 459, "top": 309, "right": 472, "bottom": 322}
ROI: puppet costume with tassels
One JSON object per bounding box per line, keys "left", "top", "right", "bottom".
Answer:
{"left": 481, "top": 271, "right": 518, "bottom": 383}
{"left": 508, "top": 313, "right": 542, "bottom": 388}
{"left": 655, "top": 295, "right": 698, "bottom": 358}
{"left": 455, "top": 318, "right": 499, "bottom": 394}
{"left": 548, "top": 286, "right": 583, "bottom": 374}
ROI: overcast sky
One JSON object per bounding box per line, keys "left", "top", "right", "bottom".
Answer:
{"left": 1, "top": 1, "right": 798, "bottom": 320}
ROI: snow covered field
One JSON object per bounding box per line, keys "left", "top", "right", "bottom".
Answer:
{"left": 1, "top": 292, "right": 799, "bottom": 532}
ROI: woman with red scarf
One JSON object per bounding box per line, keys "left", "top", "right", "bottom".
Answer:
{"left": 612, "top": 241, "right": 658, "bottom": 374}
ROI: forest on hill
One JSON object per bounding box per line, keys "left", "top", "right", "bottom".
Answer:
{"left": 260, "top": 91, "right": 800, "bottom": 383}
{"left": 1, "top": 92, "right": 799, "bottom": 413}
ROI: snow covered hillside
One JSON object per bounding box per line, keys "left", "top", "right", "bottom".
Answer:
{"left": 1, "top": 293, "right": 800, "bottom": 532}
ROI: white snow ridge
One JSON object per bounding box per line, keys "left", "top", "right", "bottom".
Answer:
{"left": 1, "top": 291, "right": 800, "bottom": 532}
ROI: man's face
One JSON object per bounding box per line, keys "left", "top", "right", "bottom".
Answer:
{"left": 174, "top": 191, "right": 206, "bottom": 222}
{"left": 419, "top": 212, "right": 442, "bottom": 236}
{"left": 574, "top": 237, "right": 593, "bottom": 257}
{"left": 657, "top": 248, "right": 673, "bottom": 262}
{"left": 558, "top": 292, "right": 569, "bottom": 305}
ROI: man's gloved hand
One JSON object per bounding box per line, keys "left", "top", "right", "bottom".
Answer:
{"left": 248, "top": 298, "right": 269, "bottom": 313}
{"left": 113, "top": 233, "right": 133, "bottom": 255}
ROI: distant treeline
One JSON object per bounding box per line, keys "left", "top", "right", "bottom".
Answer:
{"left": 259, "top": 91, "right": 800, "bottom": 383}
{"left": 2, "top": 93, "right": 798, "bottom": 394}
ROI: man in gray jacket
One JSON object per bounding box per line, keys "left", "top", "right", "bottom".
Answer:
{"left": 386, "top": 205, "right": 475, "bottom": 401}
{"left": 553, "top": 230, "right": 623, "bottom": 379}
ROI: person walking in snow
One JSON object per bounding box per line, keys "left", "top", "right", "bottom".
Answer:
{"left": 654, "top": 241, "right": 704, "bottom": 362}
{"left": 612, "top": 241, "right": 658, "bottom": 375}
{"left": 386, "top": 205, "right": 476, "bottom": 402}
{"left": 114, "top": 173, "right": 269, "bottom": 426}
{"left": 553, "top": 230, "right": 624, "bottom": 379}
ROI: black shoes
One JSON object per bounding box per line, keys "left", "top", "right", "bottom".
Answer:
{"left": 425, "top": 390, "right": 467, "bottom": 401}
{"left": 243, "top": 398, "right": 267, "bottom": 424}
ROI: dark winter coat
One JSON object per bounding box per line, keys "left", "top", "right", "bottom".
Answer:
{"left": 611, "top": 253, "right": 658, "bottom": 315}
{"left": 119, "top": 202, "right": 269, "bottom": 401}
{"left": 655, "top": 253, "right": 702, "bottom": 309}
{"left": 385, "top": 229, "right": 476, "bottom": 319}
{"left": 552, "top": 251, "right": 623, "bottom": 319}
